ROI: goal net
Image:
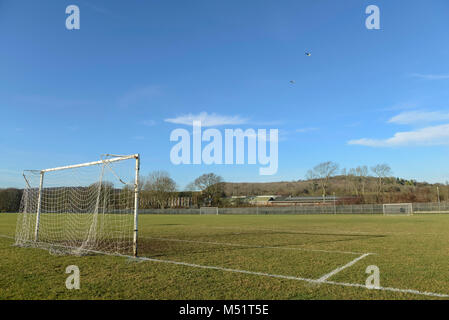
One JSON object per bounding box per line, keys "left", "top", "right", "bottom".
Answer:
{"left": 200, "top": 207, "right": 219, "bottom": 215}
{"left": 383, "top": 203, "right": 413, "bottom": 216}
{"left": 15, "top": 154, "right": 140, "bottom": 256}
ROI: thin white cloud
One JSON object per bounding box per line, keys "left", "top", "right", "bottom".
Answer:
{"left": 348, "top": 123, "right": 449, "bottom": 147}
{"left": 410, "top": 73, "right": 449, "bottom": 80}
{"left": 164, "top": 112, "right": 248, "bottom": 127}
{"left": 388, "top": 110, "right": 449, "bottom": 125}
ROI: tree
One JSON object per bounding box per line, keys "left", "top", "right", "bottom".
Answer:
{"left": 341, "top": 168, "right": 349, "bottom": 193}
{"left": 348, "top": 166, "right": 368, "bottom": 200}
{"left": 371, "top": 164, "right": 392, "bottom": 199}
{"left": 88, "top": 181, "right": 116, "bottom": 209}
{"left": 305, "top": 169, "right": 319, "bottom": 193}
{"left": 307, "top": 162, "right": 339, "bottom": 200}
{"left": 185, "top": 182, "right": 198, "bottom": 192}
{"left": 192, "top": 173, "right": 224, "bottom": 205}
{"left": 143, "top": 171, "right": 177, "bottom": 208}
{"left": 0, "top": 188, "right": 23, "bottom": 212}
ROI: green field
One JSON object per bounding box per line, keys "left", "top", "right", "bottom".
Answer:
{"left": 1, "top": 213, "right": 449, "bottom": 299}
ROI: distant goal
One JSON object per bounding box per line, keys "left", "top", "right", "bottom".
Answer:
{"left": 383, "top": 203, "right": 413, "bottom": 216}
{"left": 200, "top": 207, "right": 219, "bottom": 215}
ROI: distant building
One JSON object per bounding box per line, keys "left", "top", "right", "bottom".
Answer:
{"left": 248, "top": 195, "right": 277, "bottom": 206}
{"left": 226, "top": 195, "right": 356, "bottom": 207}
{"left": 268, "top": 196, "right": 340, "bottom": 206}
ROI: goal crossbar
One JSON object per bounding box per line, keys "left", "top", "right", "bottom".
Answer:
{"left": 32, "top": 154, "right": 139, "bottom": 173}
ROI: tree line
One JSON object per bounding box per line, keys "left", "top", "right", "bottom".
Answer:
{"left": 0, "top": 172, "right": 225, "bottom": 212}
{"left": 221, "top": 161, "right": 446, "bottom": 204}
{"left": 1, "top": 162, "right": 448, "bottom": 212}
{"left": 139, "top": 171, "right": 224, "bottom": 208}
{"left": 0, "top": 188, "right": 23, "bottom": 212}
{"left": 306, "top": 161, "right": 394, "bottom": 202}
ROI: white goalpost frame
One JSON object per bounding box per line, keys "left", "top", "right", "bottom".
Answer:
{"left": 200, "top": 207, "right": 219, "bottom": 215}
{"left": 34, "top": 171, "right": 44, "bottom": 242}
{"left": 25, "top": 154, "right": 140, "bottom": 257}
{"left": 133, "top": 155, "right": 140, "bottom": 257}
{"left": 383, "top": 203, "right": 413, "bottom": 216}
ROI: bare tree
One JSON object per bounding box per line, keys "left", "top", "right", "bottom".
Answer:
{"left": 144, "top": 171, "right": 177, "bottom": 208}
{"left": 305, "top": 169, "right": 316, "bottom": 180}
{"left": 341, "top": 168, "right": 350, "bottom": 194}
{"left": 348, "top": 166, "right": 368, "bottom": 200}
{"left": 138, "top": 175, "right": 147, "bottom": 191}
{"left": 371, "top": 164, "right": 392, "bottom": 199}
{"left": 305, "top": 169, "right": 319, "bottom": 193}
{"left": 185, "top": 182, "right": 198, "bottom": 192}
{"left": 308, "top": 162, "right": 339, "bottom": 200}
{"left": 192, "top": 173, "right": 224, "bottom": 205}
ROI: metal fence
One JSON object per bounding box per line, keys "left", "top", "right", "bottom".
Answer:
{"left": 139, "top": 202, "right": 449, "bottom": 215}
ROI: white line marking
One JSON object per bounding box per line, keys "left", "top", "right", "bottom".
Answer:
{"left": 317, "top": 253, "right": 372, "bottom": 282}
{"left": 124, "top": 254, "right": 449, "bottom": 298}
{"left": 2, "top": 233, "right": 448, "bottom": 298}
{"left": 0, "top": 234, "right": 14, "bottom": 239}
{"left": 143, "top": 236, "right": 367, "bottom": 255}
{"left": 322, "top": 279, "right": 449, "bottom": 298}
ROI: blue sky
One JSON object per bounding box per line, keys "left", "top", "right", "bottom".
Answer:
{"left": 1, "top": 0, "right": 449, "bottom": 188}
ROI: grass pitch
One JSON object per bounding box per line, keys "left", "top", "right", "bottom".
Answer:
{"left": 1, "top": 213, "right": 449, "bottom": 299}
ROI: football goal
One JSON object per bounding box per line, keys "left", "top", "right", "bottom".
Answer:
{"left": 200, "top": 207, "right": 219, "bottom": 215}
{"left": 383, "top": 203, "right": 413, "bottom": 216}
{"left": 15, "top": 154, "right": 140, "bottom": 256}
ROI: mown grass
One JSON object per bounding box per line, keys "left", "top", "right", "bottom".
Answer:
{"left": 1, "top": 213, "right": 449, "bottom": 299}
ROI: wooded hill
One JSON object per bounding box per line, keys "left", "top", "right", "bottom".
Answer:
{"left": 222, "top": 175, "right": 447, "bottom": 204}
{"left": 1, "top": 175, "right": 448, "bottom": 212}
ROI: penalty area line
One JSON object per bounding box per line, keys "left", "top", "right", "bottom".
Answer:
{"left": 317, "top": 253, "right": 372, "bottom": 282}
{"left": 127, "top": 255, "right": 449, "bottom": 298}
{"left": 3, "top": 234, "right": 448, "bottom": 298}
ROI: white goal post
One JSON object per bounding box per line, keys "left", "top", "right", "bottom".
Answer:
{"left": 15, "top": 154, "right": 140, "bottom": 256}
{"left": 200, "top": 207, "right": 219, "bottom": 215}
{"left": 383, "top": 203, "right": 413, "bottom": 216}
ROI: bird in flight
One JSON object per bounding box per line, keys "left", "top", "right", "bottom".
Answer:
{"left": 305, "top": 52, "right": 311, "bottom": 56}
{"left": 290, "top": 80, "right": 295, "bottom": 84}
